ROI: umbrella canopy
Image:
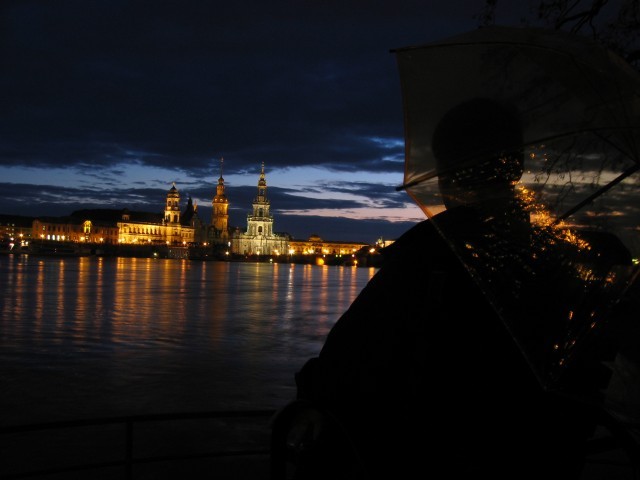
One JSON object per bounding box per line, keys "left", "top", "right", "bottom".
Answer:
{"left": 393, "top": 26, "right": 640, "bottom": 425}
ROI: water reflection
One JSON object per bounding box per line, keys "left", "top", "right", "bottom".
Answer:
{"left": 0, "top": 255, "right": 376, "bottom": 423}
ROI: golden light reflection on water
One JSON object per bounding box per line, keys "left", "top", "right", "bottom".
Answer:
{"left": 35, "top": 261, "right": 45, "bottom": 332}
{"left": 0, "top": 256, "right": 378, "bottom": 354}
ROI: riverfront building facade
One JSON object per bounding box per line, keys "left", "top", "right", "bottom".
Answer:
{"left": 31, "top": 183, "right": 200, "bottom": 247}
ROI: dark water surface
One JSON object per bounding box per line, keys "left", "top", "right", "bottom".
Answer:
{"left": 0, "top": 255, "right": 376, "bottom": 426}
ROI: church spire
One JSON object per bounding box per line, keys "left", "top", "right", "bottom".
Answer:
{"left": 216, "top": 157, "right": 226, "bottom": 197}
{"left": 256, "top": 161, "right": 267, "bottom": 202}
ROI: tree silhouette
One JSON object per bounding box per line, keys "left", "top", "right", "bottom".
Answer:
{"left": 476, "top": 0, "right": 640, "bottom": 69}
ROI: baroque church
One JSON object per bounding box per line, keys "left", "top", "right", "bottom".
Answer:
{"left": 230, "top": 162, "right": 289, "bottom": 256}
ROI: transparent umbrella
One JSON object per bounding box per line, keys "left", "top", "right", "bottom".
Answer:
{"left": 393, "top": 25, "right": 640, "bottom": 438}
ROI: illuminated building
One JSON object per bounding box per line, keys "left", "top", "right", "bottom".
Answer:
{"left": 287, "top": 234, "right": 367, "bottom": 256}
{"left": 230, "top": 163, "right": 290, "bottom": 256}
{"left": 209, "top": 158, "right": 229, "bottom": 244}
{"left": 32, "top": 217, "right": 119, "bottom": 244}
{"left": 0, "top": 214, "right": 34, "bottom": 251}
{"left": 30, "top": 183, "right": 197, "bottom": 247}
{"left": 116, "top": 183, "right": 195, "bottom": 245}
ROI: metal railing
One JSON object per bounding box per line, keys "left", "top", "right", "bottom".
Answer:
{"left": 0, "top": 409, "right": 276, "bottom": 479}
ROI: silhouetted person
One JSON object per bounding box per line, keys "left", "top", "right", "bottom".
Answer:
{"left": 273, "top": 98, "right": 617, "bottom": 480}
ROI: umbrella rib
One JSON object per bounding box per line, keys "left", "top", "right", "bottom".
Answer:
{"left": 554, "top": 163, "right": 640, "bottom": 224}
{"left": 395, "top": 171, "right": 436, "bottom": 191}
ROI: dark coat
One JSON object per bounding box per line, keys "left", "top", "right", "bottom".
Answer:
{"left": 295, "top": 212, "right": 595, "bottom": 479}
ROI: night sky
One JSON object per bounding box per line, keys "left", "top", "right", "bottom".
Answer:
{"left": 0, "top": 0, "right": 533, "bottom": 242}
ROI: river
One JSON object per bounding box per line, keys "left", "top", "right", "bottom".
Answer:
{"left": 0, "top": 255, "right": 377, "bottom": 427}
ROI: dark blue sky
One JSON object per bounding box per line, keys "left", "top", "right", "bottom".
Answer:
{"left": 0, "top": 0, "right": 535, "bottom": 242}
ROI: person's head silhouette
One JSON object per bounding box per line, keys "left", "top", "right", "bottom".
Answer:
{"left": 432, "top": 98, "right": 524, "bottom": 211}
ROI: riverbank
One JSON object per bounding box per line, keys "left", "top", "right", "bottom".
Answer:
{"left": 5, "top": 240, "right": 384, "bottom": 267}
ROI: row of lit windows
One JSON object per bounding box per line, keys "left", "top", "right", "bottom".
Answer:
{"left": 39, "top": 224, "right": 114, "bottom": 235}
{"left": 121, "top": 226, "right": 161, "bottom": 235}
{"left": 38, "top": 234, "right": 105, "bottom": 242}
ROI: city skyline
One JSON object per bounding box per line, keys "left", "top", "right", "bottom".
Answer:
{"left": 1, "top": 161, "right": 409, "bottom": 243}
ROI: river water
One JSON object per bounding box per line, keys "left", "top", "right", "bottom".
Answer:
{"left": 0, "top": 255, "right": 377, "bottom": 427}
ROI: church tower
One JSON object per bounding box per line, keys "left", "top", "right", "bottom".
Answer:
{"left": 246, "top": 162, "right": 273, "bottom": 237}
{"left": 230, "top": 161, "right": 289, "bottom": 256}
{"left": 165, "top": 183, "right": 180, "bottom": 224}
{"left": 211, "top": 158, "right": 229, "bottom": 242}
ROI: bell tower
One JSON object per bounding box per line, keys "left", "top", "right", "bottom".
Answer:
{"left": 165, "top": 183, "right": 180, "bottom": 224}
{"left": 211, "top": 158, "right": 229, "bottom": 241}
